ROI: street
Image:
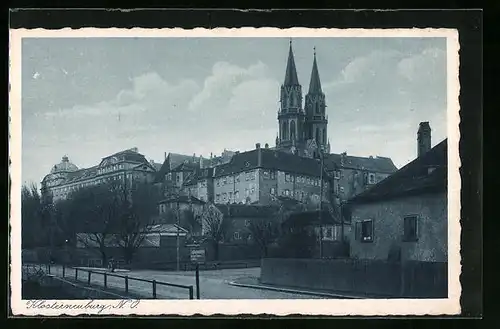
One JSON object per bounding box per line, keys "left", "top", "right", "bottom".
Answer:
{"left": 48, "top": 265, "right": 325, "bottom": 299}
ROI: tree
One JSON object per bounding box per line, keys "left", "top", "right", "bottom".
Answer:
{"left": 113, "top": 182, "right": 160, "bottom": 264}
{"left": 64, "top": 182, "right": 122, "bottom": 266}
{"left": 180, "top": 208, "right": 202, "bottom": 236}
{"left": 21, "top": 183, "right": 45, "bottom": 248}
{"left": 247, "top": 216, "right": 279, "bottom": 257}
{"left": 276, "top": 226, "right": 317, "bottom": 258}
{"left": 201, "top": 203, "right": 231, "bottom": 260}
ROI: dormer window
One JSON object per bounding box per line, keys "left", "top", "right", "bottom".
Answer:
{"left": 368, "top": 173, "right": 376, "bottom": 184}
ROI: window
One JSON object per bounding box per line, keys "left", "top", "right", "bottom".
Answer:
{"left": 216, "top": 179, "right": 220, "bottom": 187}
{"left": 216, "top": 194, "right": 220, "bottom": 203}
{"left": 368, "top": 173, "right": 376, "bottom": 184}
{"left": 245, "top": 189, "right": 250, "bottom": 197}
{"left": 235, "top": 174, "right": 240, "bottom": 183}
{"left": 245, "top": 220, "right": 250, "bottom": 227}
{"left": 263, "top": 170, "right": 270, "bottom": 179}
{"left": 403, "top": 216, "right": 418, "bottom": 242}
{"left": 301, "top": 191, "right": 304, "bottom": 201}
{"left": 270, "top": 187, "right": 276, "bottom": 195}
{"left": 229, "top": 192, "right": 233, "bottom": 201}
{"left": 285, "top": 189, "right": 290, "bottom": 196}
{"left": 356, "top": 220, "right": 374, "bottom": 242}
{"left": 222, "top": 193, "right": 227, "bottom": 201}
{"left": 233, "top": 231, "right": 241, "bottom": 240}
{"left": 323, "top": 226, "right": 334, "bottom": 240}
{"left": 285, "top": 174, "right": 290, "bottom": 182}
{"left": 176, "top": 174, "right": 180, "bottom": 182}
{"left": 235, "top": 191, "right": 240, "bottom": 200}
{"left": 223, "top": 177, "right": 227, "bottom": 185}
{"left": 251, "top": 187, "right": 255, "bottom": 195}
{"left": 270, "top": 171, "right": 276, "bottom": 179}
{"left": 334, "top": 170, "right": 341, "bottom": 180}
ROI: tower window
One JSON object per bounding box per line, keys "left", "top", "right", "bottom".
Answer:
{"left": 290, "top": 120, "right": 296, "bottom": 140}
{"left": 316, "top": 128, "right": 320, "bottom": 143}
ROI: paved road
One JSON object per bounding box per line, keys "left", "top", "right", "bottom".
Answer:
{"left": 47, "top": 265, "right": 324, "bottom": 300}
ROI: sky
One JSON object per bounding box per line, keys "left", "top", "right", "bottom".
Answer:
{"left": 21, "top": 37, "right": 448, "bottom": 185}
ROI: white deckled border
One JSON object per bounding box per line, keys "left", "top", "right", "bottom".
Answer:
{"left": 9, "top": 27, "right": 461, "bottom": 316}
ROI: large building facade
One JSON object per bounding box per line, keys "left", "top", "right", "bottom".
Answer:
{"left": 152, "top": 42, "right": 398, "bottom": 209}
{"left": 41, "top": 148, "right": 157, "bottom": 202}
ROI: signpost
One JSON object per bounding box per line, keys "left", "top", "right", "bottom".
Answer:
{"left": 190, "top": 248, "right": 205, "bottom": 299}
{"left": 190, "top": 249, "right": 206, "bottom": 263}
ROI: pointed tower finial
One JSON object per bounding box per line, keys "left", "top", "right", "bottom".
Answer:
{"left": 308, "top": 47, "right": 323, "bottom": 94}
{"left": 283, "top": 39, "right": 299, "bottom": 86}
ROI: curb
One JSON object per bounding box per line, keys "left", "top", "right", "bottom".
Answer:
{"left": 227, "top": 281, "right": 363, "bottom": 299}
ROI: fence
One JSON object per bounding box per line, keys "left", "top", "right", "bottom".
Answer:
{"left": 24, "top": 263, "right": 196, "bottom": 299}
{"left": 260, "top": 258, "right": 448, "bottom": 298}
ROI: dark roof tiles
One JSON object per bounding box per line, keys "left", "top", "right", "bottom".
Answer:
{"left": 348, "top": 139, "right": 447, "bottom": 203}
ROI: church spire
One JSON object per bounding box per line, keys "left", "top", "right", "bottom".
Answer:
{"left": 308, "top": 47, "right": 322, "bottom": 94}
{"left": 284, "top": 39, "right": 300, "bottom": 86}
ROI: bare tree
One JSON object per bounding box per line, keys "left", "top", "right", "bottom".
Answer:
{"left": 201, "top": 203, "right": 231, "bottom": 260}
{"left": 64, "top": 183, "right": 122, "bottom": 266}
{"left": 113, "top": 182, "right": 160, "bottom": 264}
{"left": 247, "top": 216, "right": 279, "bottom": 257}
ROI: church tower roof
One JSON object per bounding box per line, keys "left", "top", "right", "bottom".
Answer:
{"left": 284, "top": 39, "right": 300, "bottom": 86}
{"left": 308, "top": 47, "right": 323, "bottom": 94}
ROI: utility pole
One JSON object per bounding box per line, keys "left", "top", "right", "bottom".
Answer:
{"left": 176, "top": 199, "right": 180, "bottom": 272}
{"left": 318, "top": 147, "right": 324, "bottom": 259}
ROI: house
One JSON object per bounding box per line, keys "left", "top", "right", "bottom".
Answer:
{"left": 347, "top": 138, "right": 448, "bottom": 263}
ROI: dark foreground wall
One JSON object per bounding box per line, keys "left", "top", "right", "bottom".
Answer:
{"left": 260, "top": 258, "right": 447, "bottom": 298}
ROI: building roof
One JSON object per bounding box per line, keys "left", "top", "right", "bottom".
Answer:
{"left": 154, "top": 153, "right": 202, "bottom": 183}
{"left": 216, "top": 204, "right": 279, "bottom": 218}
{"left": 105, "top": 148, "right": 149, "bottom": 165}
{"left": 348, "top": 139, "right": 447, "bottom": 204}
{"left": 50, "top": 156, "right": 79, "bottom": 174}
{"left": 146, "top": 223, "right": 188, "bottom": 234}
{"left": 282, "top": 209, "right": 341, "bottom": 228}
{"left": 213, "top": 148, "right": 322, "bottom": 178}
{"left": 158, "top": 195, "right": 206, "bottom": 205}
{"left": 324, "top": 153, "right": 398, "bottom": 174}
{"left": 284, "top": 41, "right": 300, "bottom": 86}
{"left": 183, "top": 167, "right": 215, "bottom": 186}
{"left": 308, "top": 51, "right": 323, "bottom": 94}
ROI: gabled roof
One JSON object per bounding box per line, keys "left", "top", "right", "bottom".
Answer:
{"left": 213, "top": 148, "right": 322, "bottom": 178}
{"left": 324, "top": 153, "right": 398, "bottom": 174}
{"left": 348, "top": 139, "right": 448, "bottom": 204}
{"left": 283, "top": 41, "right": 300, "bottom": 86}
{"left": 104, "top": 148, "right": 149, "bottom": 165}
{"left": 154, "top": 153, "right": 201, "bottom": 183}
{"left": 171, "top": 162, "right": 198, "bottom": 173}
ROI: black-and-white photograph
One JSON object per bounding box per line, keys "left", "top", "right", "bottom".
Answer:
{"left": 10, "top": 27, "right": 461, "bottom": 316}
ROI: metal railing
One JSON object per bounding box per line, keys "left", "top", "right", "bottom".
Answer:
{"left": 31, "top": 263, "right": 196, "bottom": 299}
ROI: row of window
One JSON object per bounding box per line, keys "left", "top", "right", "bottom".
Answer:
{"left": 285, "top": 173, "right": 324, "bottom": 187}
{"left": 98, "top": 164, "right": 125, "bottom": 175}
{"left": 216, "top": 171, "right": 257, "bottom": 187}
{"left": 355, "top": 216, "right": 418, "bottom": 243}
{"left": 51, "top": 174, "right": 138, "bottom": 198}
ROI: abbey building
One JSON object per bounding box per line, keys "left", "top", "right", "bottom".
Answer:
{"left": 276, "top": 42, "right": 329, "bottom": 159}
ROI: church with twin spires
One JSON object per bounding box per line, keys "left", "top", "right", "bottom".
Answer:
{"left": 275, "top": 40, "right": 330, "bottom": 159}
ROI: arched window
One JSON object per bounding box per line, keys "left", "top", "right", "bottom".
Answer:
{"left": 290, "top": 120, "right": 296, "bottom": 140}
{"left": 282, "top": 121, "right": 288, "bottom": 140}
{"left": 322, "top": 129, "right": 326, "bottom": 145}
{"left": 315, "top": 102, "right": 320, "bottom": 114}
{"left": 316, "top": 127, "right": 320, "bottom": 143}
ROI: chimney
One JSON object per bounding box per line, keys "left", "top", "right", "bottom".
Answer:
{"left": 256, "top": 143, "right": 261, "bottom": 149}
{"left": 265, "top": 143, "right": 269, "bottom": 149}
{"left": 417, "top": 122, "right": 432, "bottom": 157}
{"left": 340, "top": 152, "right": 347, "bottom": 167}
{"left": 257, "top": 145, "right": 262, "bottom": 167}
{"left": 164, "top": 152, "right": 167, "bottom": 160}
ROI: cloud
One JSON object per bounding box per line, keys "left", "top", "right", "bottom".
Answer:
{"left": 323, "top": 47, "right": 447, "bottom": 167}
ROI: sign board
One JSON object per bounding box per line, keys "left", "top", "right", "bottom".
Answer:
{"left": 190, "top": 248, "right": 206, "bottom": 263}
